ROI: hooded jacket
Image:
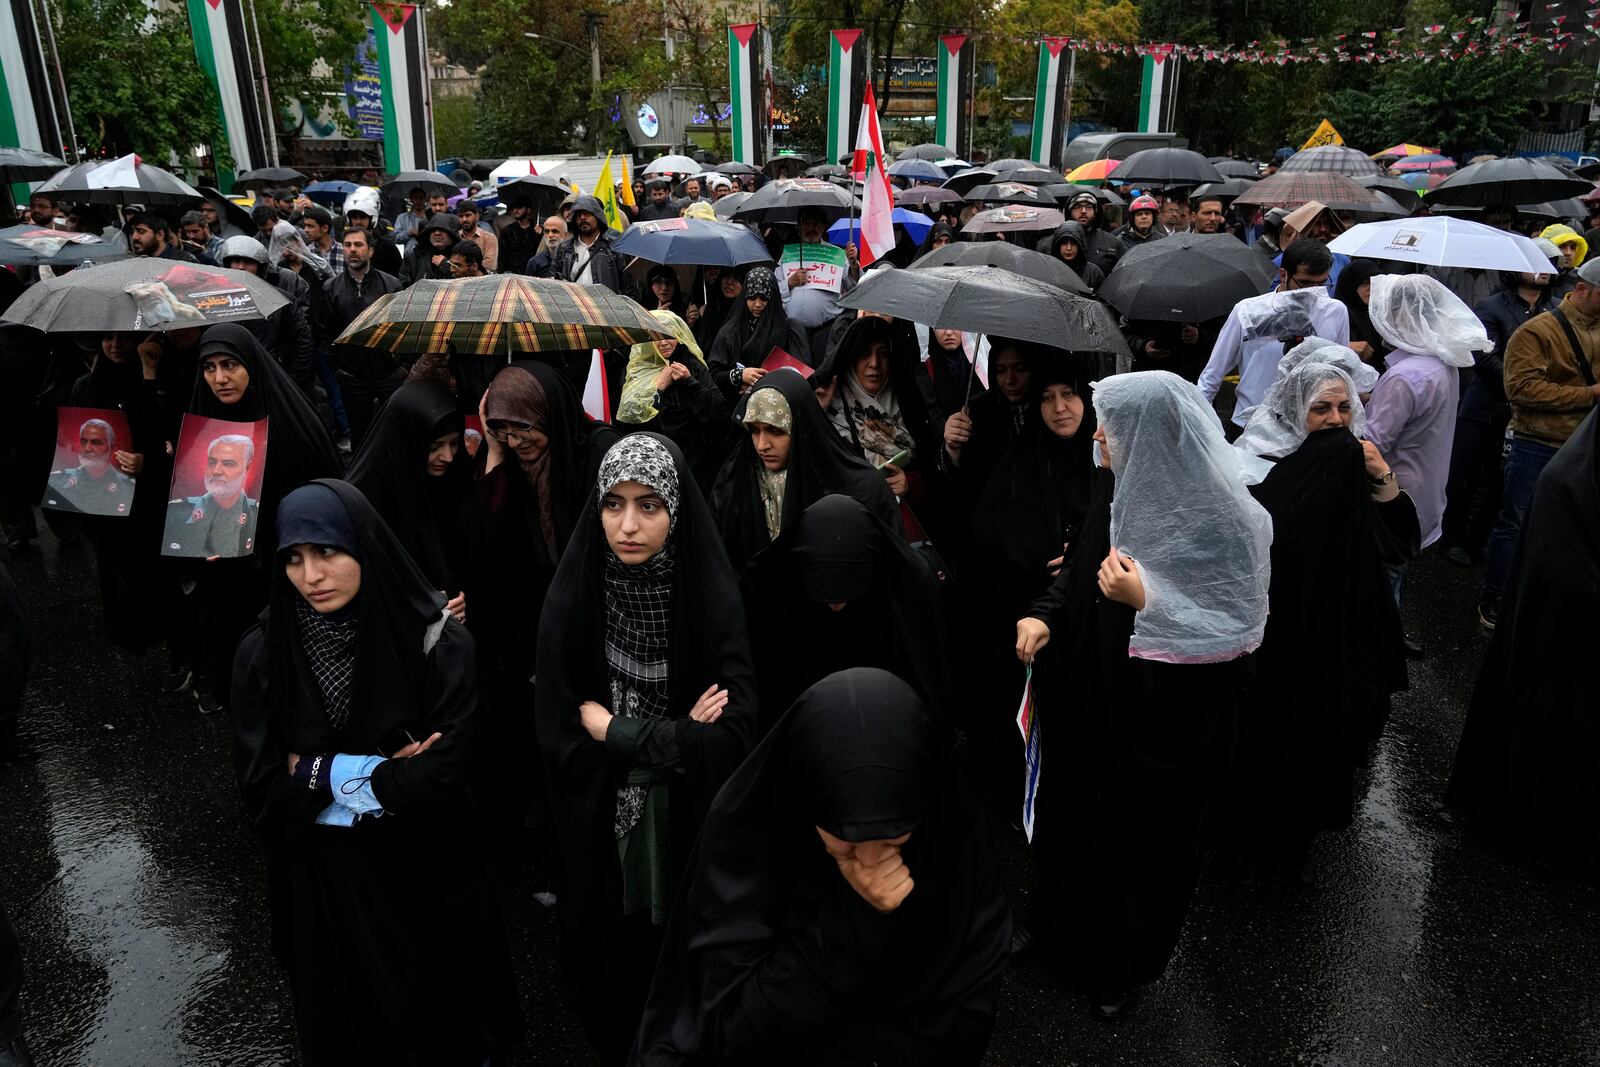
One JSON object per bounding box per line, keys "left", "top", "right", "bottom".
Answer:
{"left": 399, "top": 213, "right": 462, "bottom": 286}
{"left": 547, "top": 196, "right": 634, "bottom": 299}
{"left": 1041, "top": 221, "right": 1106, "bottom": 291}
{"left": 218, "top": 235, "right": 315, "bottom": 387}
{"left": 1059, "top": 193, "right": 1123, "bottom": 275}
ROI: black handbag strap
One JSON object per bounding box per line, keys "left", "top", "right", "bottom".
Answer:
{"left": 1550, "top": 305, "right": 1597, "bottom": 388}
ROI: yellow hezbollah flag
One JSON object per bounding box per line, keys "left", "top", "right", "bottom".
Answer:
{"left": 594, "top": 152, "right": 625, "bottom": 232}
{"left": 619, "top": 156, "right": 637, "bottom": 209}
{"left": 1302, "top": 119, "right": 1344, "bottom": 150}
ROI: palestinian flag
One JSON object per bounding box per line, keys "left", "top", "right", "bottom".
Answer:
{"left": 1138, "top": 48, "right": 1180, "bottom": 133}
{"left": 185, "top": 0, "right": 269, "bottom": 194}
{"left": 727, "top": 23, "right": 764, "bottom": 165}
{"left": 1029, "top": 38, "right": 1071, "bottom": 169}
{"left": 935, "top": 35, "right": 973, "bottom": 161}
{"left": 369, "top": 2, "right": 434, "bottom": 173}
{"left": 825, "top": 30, "right": 862, "bottom": 168}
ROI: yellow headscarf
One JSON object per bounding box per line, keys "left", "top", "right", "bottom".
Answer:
{"left": 1540, "top": 223, "right": 1588, "bottom": 269}
{"left": 618, "top": 309, "right": 707, "bottom": 425}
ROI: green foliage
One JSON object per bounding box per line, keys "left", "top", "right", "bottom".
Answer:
{"left": 52, "top": 0, "right": 226, "bottom": 163}
{"left": 432, "top": 93, "right": 481, "bottom": 159}
{"left": 252, "top": 0, "right": 368, "bottom": 136}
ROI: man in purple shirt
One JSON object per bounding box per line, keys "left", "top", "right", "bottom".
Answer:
{"left": 1362, "top": 276, "right": 1491, "bottom": 648}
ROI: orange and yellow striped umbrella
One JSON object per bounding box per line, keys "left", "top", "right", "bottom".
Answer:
{"left": 1066, "top": 158, "right": 1120, "bottom": 183}
{"left": 1371, "top": 143, "right": 1439, "bottom": 159}
{"left": 335, "top": 275, "right": 666, "bottom": 356}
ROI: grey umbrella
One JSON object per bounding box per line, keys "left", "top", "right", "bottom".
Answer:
{"left": 965, "top": 182, "right": 1058, "bottom": 207}
{"left": 712, "top": 191, "right": 753, "bottom": 218}
{"left": 1213, "top": 159, "right": 1260, "bottom": 179}
{"left": 713, "top": 161, "right": 760, "bottom": 176}
{"left": 1099, "top": 234, "right": 1276, "bottom": 322}
{"left": 234, "top": 166, "right": 310, "bottom": 191}
{"left": 840, "top": 264, "right": 1129, "bottom": 355}
{"left": 1191, "top": 178, "right": 1259, "bottom": 204}
{"left": 1110, "top": 148, "right": 1224, "bottom": 188}
{"left": 1354, "top": 174, "right": 1421, "bottom": 212}
{"left": 0, "top": 226, "right": 131, "bottom": 268}
{"left": 1426, "top": 158, "right": 1593, "bottom": 209}
{"left": 897, "top": 143, "right": 957, "bottom": 161}
{"left": 0, "top": 147, "right": 68, "bottom": 183}
{"left": 380, "top": 170, "right": 461, "bottom": 198}
{"left": 731, "top": 178, "right": 858, "bottom": 225}
{"left": 35, "top": 157, "right": 203, "bottom": 207}
{"left": 2, "top": 258, "right": 288, "bottom": 334}
{"left": 909, "top": 241, "right": 1090, "bottom": 295}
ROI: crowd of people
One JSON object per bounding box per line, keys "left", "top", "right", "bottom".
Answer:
{"left": 0, "top": 148, "right": 1596, "bottom": 1067}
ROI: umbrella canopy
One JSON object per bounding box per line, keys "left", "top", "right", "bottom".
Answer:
{"left": 196, "top": 187, "right": 255, "bottom": 233}
{"left": 942, "top": 168, "right": 998, "bottom": 196}
{"left": 1517, "top": 199, "right": 1587, "bottom": 224}
{"left": 1391, "top": 158, "right": 1456, "bottom": 174}
{"left": 965, "top": 182, "right": 1058, "bottom": 207}
{"left": 1110, "top": 148, "right": 1223, "bottom": 187}
{"left": 303, "top": 179, "right": 360, "bottom": 207}
{"left": 1233, "top": 170, "right": 1381, "bottom": 211}
{"left": 1389, "top": 153, "right": 1451, "bottom": 165}
{"left": 829, "top": 208, "right": 932, "bottom": 247}
{"left": 1579, "top": 184, "right": 1600, "bottom": 205}
{"left": 1041, "top": 183, "right": 1125, "bottom": 207}
{"left": 0, "top": 147, "right": 67, "bottom": 183}
{"left": 763, "top": 153, "right": 814, "bottom": 178}
{"left": 495, "top": 174, "right": 573, "bottom": 219}
{"left": 335, "top": 275, "right": 666, "bottom": 356}
{"left": 887, "top": 158, "right": 948, "bottom": 182}
{"left": 713, "top": 161, "right": 760, "bottom": 176}
{"left": 1100, "top": 234, "right": 1276, "bottom": 323}
{"left": 2, "top": 258, "right": 288, "bottom": 333}
{"left": 712, "top": 191, "right": 752, "bottom": 218}
{"left": 1191, "top": 178, "right": 1259, "bottom": 204}
{"left": 35, "top": 154, "right": 203, "bottom": 207}
{"left": 1346, "top": 191, "right": 1410, "bottom": 220}
{"left": 897, "top": 143, "right": 957, "bottom": 161}
{"left": 988, "top": 158, "right": 1039, "bottom": 171}
{"left": 961, "top": 205, "right": 1065, "bottom": 234}
{"left": 612, "top": 216, "right": 772, "bottom": 267}
{"left": 991, "top": 164, "right": 1061, "bottom": 186}
{"left": 643, "top": 154, "right": 700, "bottom": 177}
{"left": 1372, "top": 143, "right": 1438, "bottom": 159}
{"left": 1425, "top": 157, "right": 1594, "bottom": 209}
{"left": 234, "top": 166, "right": 309, "bottom": 191}
{"left": 0, "top": 226, "right": 131, "bottom": 267}
{"left": 1280, "top": 145, "right": 1385, "bottom": 177}
{"left": 1213, "top": 159, "right": 1260, "bottom": 178}
{"left": 806, "top": 163, "right": 848, "bottom": 179}
{"left": 1399, "top": 172, "right": 1448, "bottom": 192}
{"left": 839, "top": 265, "right": 1128, "bottom": 355}
{"left": 381, "top": 170, "right": 461, "bottom": 198}
{"left": 1091, "top": 186, "right": 1126, "bottom": 208}
{"left": 731, "top": 178, "right": 857, "bottom": 225}
{"left": 895, "top": 186, "right": 965, "bottom": 207}
{"left": 1328, "top": 216, "right": 1554, "bottom": 274}
{"left": 1066, "top": 159, "right": 1120, "bottom": 183}
{"left": 909, "top": 241, "right": 1090, "bottom": 295}
{"left": 1354, "top": 174, "right": 1422, "bottom": 212}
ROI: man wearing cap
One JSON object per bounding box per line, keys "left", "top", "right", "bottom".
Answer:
{"left": 343, "top": 187, "right": 403, "bottom": 276}
{"left": 1064, "top": 190, "right": 1122, "bottom": 275}
{"left": 705, "top": 174, "right": 735, "bottom": 201}
{"left": 1117, "top": 195, "right": 1164, "bottom": 256}
{"left": 220, "top": 235, "right": 316, "bottom": 389}
{"left": 637, "top": 177, "right": 681, "bottom": 223}
{"left": 1478, "top": 257, "right": 1600, "bottom": 629}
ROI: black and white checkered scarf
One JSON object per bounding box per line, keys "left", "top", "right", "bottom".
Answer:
{"left": 295, "top": 598, "right": 360, "bottom": 729}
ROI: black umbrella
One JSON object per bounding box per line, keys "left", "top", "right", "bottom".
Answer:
{"left": 1043, "top": 183, "right": 1126, "bottom": 207}
{"left": 897, "top": 143, "right": 957, "bottom": 161}
{"left": 1426, "top": 158, "right": 1592, "bottom": 209}
{"left": 1092, "top": 186, "right": 1126, "bottom": 208}
{"left": 988, "top": 158, "right": 1038, "bottom": 172}
{"left": 713, "top": 161, "right": 760, "bottom": 176}
{"left": 0, "top": 225, "right": 131, "bottom": 267}
{"left": 965, "top": 182, "right": 1058, "bottom": 207}
{"left": 1345, "top": 190, "right": 1409, "bottom": 221}
{"left": 380, "top": 169, "right": 461, "bottom": 198}
{"left": 1354, "top": 173, "right": 1421, "bottom": 212}
{"left": 806, "top": 163, "right": 848, "bottom": 179}
{"left": 896, "top": 186, "right": 965, "bottom": 207}
{"left": 1099, "top": 234, "right": 1276, "bottom": 322}
{"left": 1191, "top": 178, "right": 1259, "bottom": 204}
{"left": 961, "top": 205, "right": 1064, "bottom": 234}
{"left": 1110, "top": 148, "right": 1223, "bottom": 187}
{"left": 909, "top": 241, "right": 1090, "bottom": 295}
{"left": 1518, "top": 198, "right": 1587, "bottom": 223}
{"left": 234, "top": 166, "right": 309, "bottom": 191}
{"left": 34, "top": 155, "right": 203, "bottom": 207}
{"left": 1213, "top": 159, "right": 1260, "bottom": 179}
{"left": 0, "top": 147, "right": 68, "bottom": 183}
{"left": 840, "top": 265, "right": 1129, "bottom": 355}
{"left": 942, "top": 168, "right": 998, "bottom": 196}
{"left": 2, "top": 258, "right": 289, "bottom": 333}
{"left": 197, "top": 187, "right": 255, "bottom": 234}
{"left": 712, "top": 191, "right": 752, "bottom": 218}
{"left": 731, "top": 177, "right": 858, "bottom": 225}
{"left": 495, "top": 174, "right": 571, "bottom": 219}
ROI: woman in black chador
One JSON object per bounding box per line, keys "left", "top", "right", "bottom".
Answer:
{"left": 536, "top": 434, "right": 756, "bottom": 1066}
{"left": 231, "top": 479, "right": 517, "bottom": 1066}
{"left": 631, "top": 668, "right": 1011, "bottom": 1066}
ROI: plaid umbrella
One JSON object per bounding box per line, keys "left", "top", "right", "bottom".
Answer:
{"left": 1279, "top": 145, "right": 1385, "bottom": 177}
{"left": 1233, "top": 171, "right": 1380, "bottom": 211}
{"left": 2, "top": 259, "right": 287, "bottom": 333}
{"left": 335, "top": 275, "right": 667, "bottom": 356}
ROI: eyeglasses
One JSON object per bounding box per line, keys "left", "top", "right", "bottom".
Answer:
{"left": 487, "top": 424, "right": 540, "bottom": 446}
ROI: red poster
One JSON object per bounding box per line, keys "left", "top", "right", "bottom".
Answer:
{"left": 41, "top": 407, "right": 136, "bottom": 517}
{"left": 161, "top": 414, "right": 270, "bottom": 558}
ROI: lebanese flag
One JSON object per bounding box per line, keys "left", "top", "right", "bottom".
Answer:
{"left": 581, "top": 349, "right": 611, "bottom": 422}
{"left": 850, "top": 83, "right": 895, "bottom": 267}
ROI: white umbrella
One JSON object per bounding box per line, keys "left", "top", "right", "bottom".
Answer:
{"left": 642, "top": 154, "right": 700, "bottom": 177}
{"left": 1327, "top": 216, "right": 1550, "bottom": 273}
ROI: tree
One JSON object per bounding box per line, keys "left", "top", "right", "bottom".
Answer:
{"left": 664, "top": 0, "right": 731, "bottom": 154}
{"left": 251, "top": 0, "right": 369, "bottom": 137}
{"left": 52, "top": 0, "right": 225, "bottom": 162}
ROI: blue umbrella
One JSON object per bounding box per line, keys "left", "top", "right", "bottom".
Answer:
{"left": 887, "top": 158, "right": 948, "bottom": 182}
{"left": 829, "top": 208, "right": 933, "bottom": 248}
{"left": 304, "top": 180, "right": 359, "bottom": 206}
{"left": 611, "top": 216, "right": 773, "bottom": 267}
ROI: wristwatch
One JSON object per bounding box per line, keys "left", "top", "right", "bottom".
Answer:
{"left": 1369, "top": 470, "right": 1396, "bottom": 487}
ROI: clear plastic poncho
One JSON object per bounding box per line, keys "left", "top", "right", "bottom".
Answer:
{"left": 1367, "top": 274, "right": 1490, "bottom": 368}
{"left": 266, "top": 220, "right": 330, "bottom": 278}
{"left": 1232, "top": 335, "right": 1378, "bottom": 431}
{"left": 1093, "top": 370, "right": 1273, "bottom": 664}
{"left": 1233, "top": 359, "right": 1365, "bottom": 481}
{"left": 1236, "top": 287, "right": 1330, "bottom": 343}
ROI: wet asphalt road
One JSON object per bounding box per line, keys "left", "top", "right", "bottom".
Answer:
{"left": 3, "top": 527, "right": 1598, "bottom": 1066}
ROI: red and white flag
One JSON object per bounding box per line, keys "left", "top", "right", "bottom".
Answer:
{"left": 581, "top": 349, "right": 611, "bottom": 422}
{"left": 850, "top": 83, "right": 895, "bottom": 267}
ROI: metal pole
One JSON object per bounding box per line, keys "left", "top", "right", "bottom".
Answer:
{"left": 418, "top": 3, "right": 437, "bottom": 168}
{"left": 1062, "top": 45, "right": 1077, "bottom": 142}
{"left": 585, "top": 11, "right": 603, "bottom": 156}
{"left": 246, "top": 0, "right": 280, "bottom": 166}
{"left": 34, "top": 0, "right": 78, "bottom": 161}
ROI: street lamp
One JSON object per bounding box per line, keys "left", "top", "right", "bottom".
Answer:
{"left": 524, "top": 15, "right": 605, "bottom": 155}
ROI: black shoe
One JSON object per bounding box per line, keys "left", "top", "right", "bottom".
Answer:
{"left": 1010, "top": 923, "right": 1039, "bottom": 961}
{"left": 160, "top": 665, "right": 192, "bottom": 693}
{"left": 195, "top": 688, "right": 224, "bottom": 715}
{"left": 1403, "top": 635, "right": 1424, "bottom": 658}
{"left": 1089, "top": 988, "right": 1139, "bottom": 1022}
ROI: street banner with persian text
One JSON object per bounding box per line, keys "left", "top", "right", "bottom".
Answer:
{"left": 369, "top": 3, "right": 435, "bottom": 173}
{"left": 185, "top": 0, "right": 269, "bottom": 194}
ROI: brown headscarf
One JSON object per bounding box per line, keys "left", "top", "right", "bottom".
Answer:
{"left": 484, "top": 364, "right": 559, "bottom": 556}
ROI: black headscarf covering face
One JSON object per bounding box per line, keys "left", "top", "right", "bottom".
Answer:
{"left": 630, "top": 668, "right": 1010, "bottom": 1066}
{"left": 1333, "top": 258, "right": 1390, "bottom": 367}
{"left": 345, "top": 381, "right": 468, "bottom": 592}
{"left": 708, "top": 369, "right": 899, "bottom": 573}
{"left": 708, "top": 264, "right": 796, "bottom": 370}
{"left": 646, "top": 264, "right": 689, "bottom": 319}
{"left": 917, "top": 221, "right": 956, "bottom": 258}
